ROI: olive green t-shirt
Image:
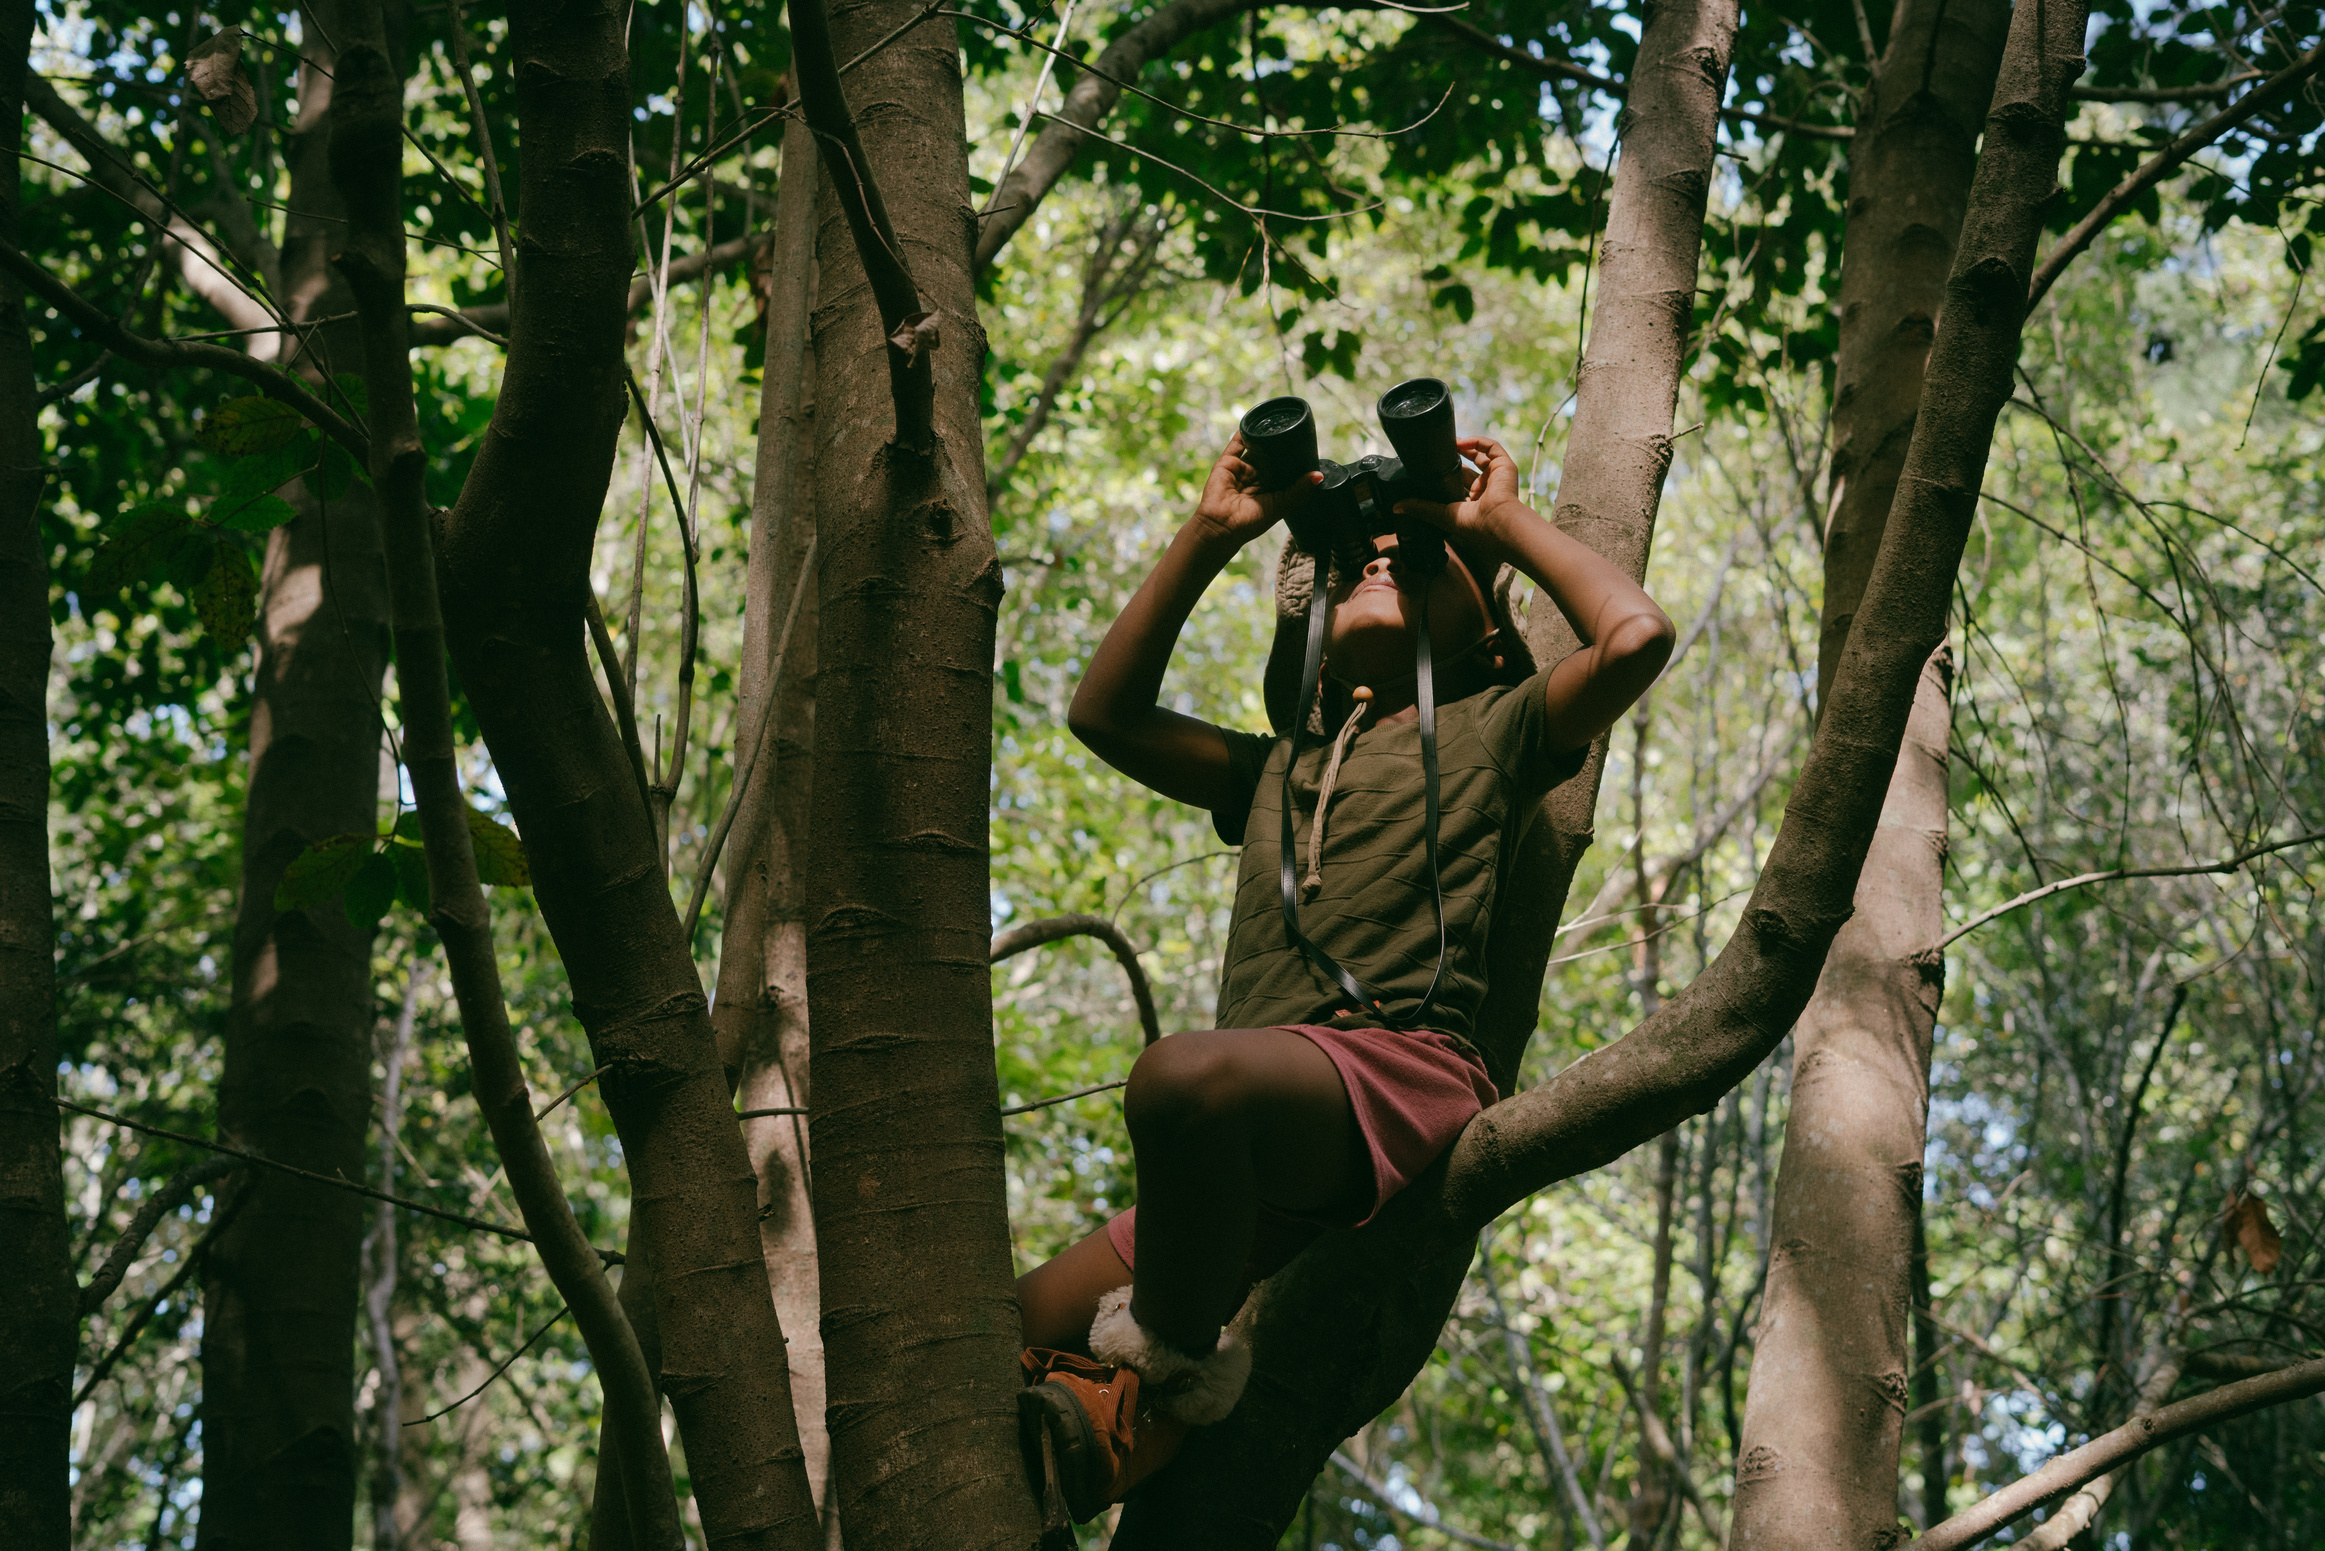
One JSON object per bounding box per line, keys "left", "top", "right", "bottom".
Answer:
{"left": 1209, "top": 669, "right": 1586, "bottom": 1060}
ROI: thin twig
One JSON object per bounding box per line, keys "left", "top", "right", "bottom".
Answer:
{"left": 405, "top": 1305, "right": 571, "bottom": 1425}
{"left": 445, "top": 0, "right": 518, "bottom": 299}
{"left": 1328, "top": 1449, "right": 1523, "bottom": 1551}
{"left": 78, "top": 1155, "right": 237, "bottom": 1318}
{"left": 534, "top": 1065, "right": 613, "bottom": 1124}
{"left": 682, "top": 534, "right": 818, "bottom": 939}
{"left": 58, "top": 1099, "right": 542, "bottom": 1249}
{"left": 1939, "top": 829, "right": 2325, "bottom": 949}
{"left": 0, "top": 237, "right": 366, "bottom": 458}
{"left": 1028, "top": 111, "right": 1382, "bottom": 223}
{"left": 73, "top": 1177, "right": 254, "bottom": 1407}
{"left": 1001, "top": 1079, "right": 1130, "bottom": 1117}
{"left": 2028, "top": 42, "right": 2325, "bottom": 310}
{"left": 583, "top": 590, "right": 653, "bottom": 819}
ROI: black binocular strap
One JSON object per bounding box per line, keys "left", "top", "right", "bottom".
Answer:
{"left": 1278, "top": 573, "right": 1450, "bottom": 1032}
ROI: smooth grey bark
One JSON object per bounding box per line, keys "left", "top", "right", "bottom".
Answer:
{"left": 1116, "top": 0, "right": 1739, "bottom": 1536}
{"left": 197, "top": 8, "right": 394, "bottom": 1544}
{"left": 788, "top": 0, "right": 1034, "bottom": 1542}
{"left": 1728, "top": 1, "right": 2003, "bottom": 1542}
{"left": 0, "top": 0, "right": 74, "bottom": 1541}
{"left": 711, "top": 107, "right": 838, "bottom": 1548}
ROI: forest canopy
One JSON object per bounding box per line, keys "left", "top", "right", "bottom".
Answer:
{"left": 6, "top": 0, "right": 2325, "bottom": 1546}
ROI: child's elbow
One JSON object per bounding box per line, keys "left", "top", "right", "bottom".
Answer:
{"left": 1604, "top": 608, "right": 1676, "bottom": 680}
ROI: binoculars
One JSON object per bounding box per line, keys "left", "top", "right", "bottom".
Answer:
{"left": 1238, "top": 377, "right": 1468, "bottom": 581}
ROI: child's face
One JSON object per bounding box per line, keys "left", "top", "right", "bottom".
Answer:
{"left": 1325, "top": 535, "right": 1497, "bottom": 686}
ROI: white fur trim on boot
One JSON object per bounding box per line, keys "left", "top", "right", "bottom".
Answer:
{"left": 1087, "top": 1286, "right": 1252, "bottom": 1427}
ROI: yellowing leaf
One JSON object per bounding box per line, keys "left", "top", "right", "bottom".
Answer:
{"left": 186, "top": 29, "right": 258, "bottom": 136}
{"left": 2228, "top": 1191, "right": 2283, "bottom": 1275}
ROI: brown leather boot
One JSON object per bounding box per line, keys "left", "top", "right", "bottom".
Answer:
{"left": 1018, "top": 1348, "right": 1189, "bottom": 1535}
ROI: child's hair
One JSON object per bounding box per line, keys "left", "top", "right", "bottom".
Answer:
{"left": 1263, "top": 535, "right": 1539, "bottom": 737}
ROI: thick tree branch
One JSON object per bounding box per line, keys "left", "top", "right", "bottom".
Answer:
{"left": 0, "top": 236, "right": 367, "bottom": 456}
{"left": 2028, "top": 42, "right": 2325, "bottom": 309}
{"left": 324, "top": 2, "right": 683, "bottom": 1543}
{"left": 988, "top": 913, "right": 1163, "bottom": 1046}
{"left": 1901, "top": 1356, "right": 2325, "bottom": 1551}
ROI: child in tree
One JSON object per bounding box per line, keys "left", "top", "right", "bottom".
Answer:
{"left": 1016, "top": 424, "right": 1673, "bottom": 1523}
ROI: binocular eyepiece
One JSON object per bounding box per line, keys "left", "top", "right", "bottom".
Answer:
{"left": 1238, "top": 378, "right": 1466, "bottom": 580}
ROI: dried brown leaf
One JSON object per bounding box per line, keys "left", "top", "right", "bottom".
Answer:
{"left": 2227, "top": 1191, "right": 2283, "bottom": 1275}
{"left": 888, "top": 309, "right": 940, "bottom": 366}
{"left": 186, "top": 29, "right": 258, "bottom": 136}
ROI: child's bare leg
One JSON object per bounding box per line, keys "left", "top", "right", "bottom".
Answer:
{"left": 1017, "top": 1226, "right": 1133, "bottom": 1354}
{"left": 1121, "top": 1027, "right": 1370, "bottom": 1353}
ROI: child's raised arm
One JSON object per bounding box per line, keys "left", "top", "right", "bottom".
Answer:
{"left": 1396, "top": 434, "right": 1675, "bottom": 753}
{"left": 1068, "top": 435, "right": 1317, "bottom": 810}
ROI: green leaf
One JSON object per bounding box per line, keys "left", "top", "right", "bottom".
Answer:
{"left": 274, "top": 833, "right": 376, "bottom": 910}
{"left": 220, "top": 430, "right": 321, "bottom": 501}
{"left": 393, "top": 810, "right": 425, "bottom": 841}
{"left": 313, "top": 437, "right": 369, "bottom": 502}
{"left": 392, "top": 842, "right": 431, "bottom": 914}
{"left": 344, "top": 850, "right": 398, "bottom": 930}
{"left": 468, "top": 806, "right": 531, "bottom": 887}
{"left": 200, "top": 396, "right": 305, "bottom": 455}
{"left": 87, "top": 509, "right": 199, "bottom": 595}
{"left": 215, "top": 493, "right": 299, "bottom": 533}
{"left": 331, "top": 373, "right": 370, "bottom": 422}
{"left": 193, "top": 545, "right": 259, "bottom": 648}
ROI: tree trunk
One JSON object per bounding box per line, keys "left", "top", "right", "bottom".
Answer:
{"left": 430, "top": 0, "right": 821, "bottom": 1544}
{"left": 1115, "top": 0, "right": 1738, "bottom": 1538}
{"left": 198, "top": 9, "right": 395, "bottom": 1544}
{"left": 794, "top": 2, "right": 1031, "bottom": 1543}
{"left": 0, "top": 0, "right": 75, "bottom": 1542}
{"left": 1729, "top": 0, "right": 2004, "bottom": 1541}
{"left": 711, "top": 108, "right": 838, "bottom": 1547}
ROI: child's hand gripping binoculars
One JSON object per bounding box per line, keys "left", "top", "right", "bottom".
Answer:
{"left": 1237, "top": 377, "right": 1468, "bottom": 580}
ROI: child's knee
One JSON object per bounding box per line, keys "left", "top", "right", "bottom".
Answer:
{"left": 1123, "top": 1033, "right": 1250, "bottom": 1144}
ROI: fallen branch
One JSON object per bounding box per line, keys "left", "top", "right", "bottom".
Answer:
{"left": 990, "top": 912, "right": 1163, "bottom": 1046}
{"left": 1938, "top": 829, "right": 2325, "bottom": 949}
{"left": 1900, "top": 1355, "right": 2325, "bottom": 1551}
{"left": 2028, "top": 42, "right": 2325, "bottom": 310}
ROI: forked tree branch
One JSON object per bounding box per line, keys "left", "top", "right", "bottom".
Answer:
{"left": 2027, "top": 40, "right": 2325, "bottom": 309}
{"left": 323, "top": 7, "right": 683, "bottom": 1543}
{"left": 786, "top": 0, "right": 932, "bottom": 445}
{"left": 1900, "top": 1355, "right": 2325, "bottom": 1551}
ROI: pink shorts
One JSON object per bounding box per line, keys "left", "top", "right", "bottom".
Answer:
{"left": 1105, "top": 1022, "right": 1497, "bottom": 1277}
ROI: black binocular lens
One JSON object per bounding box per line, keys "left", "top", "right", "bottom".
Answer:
{"left": 1238, "top": 396, "right": 1319, "bottom": 493}
{"left": 1378, "top": 378, "right": 1465, "bottom": 501}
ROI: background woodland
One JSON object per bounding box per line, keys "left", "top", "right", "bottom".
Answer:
{"left": 7, "top": 0, "right": 2325, "bottom": 1546}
